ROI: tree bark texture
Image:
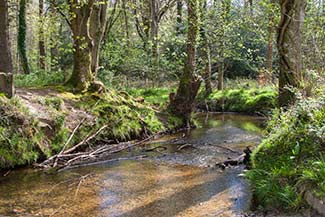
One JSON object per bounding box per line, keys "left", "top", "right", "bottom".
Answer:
{"left": 90, "top": 0, "right": 108, "bottom": 76}
{"left": 0, "top": 0, "right": 13, "bottom": 74}
{"left": 169, "top": 0, "right": 201, "bottom": 126}
{"left": 18, "top": 0, "right": 30, "bottom": 74}
{"left": 277, "top": 0, "right": 306, "bottom": 107}
{"left": 0, "top": 0, "right": 14, "bottom": 97}
{"left": 67, "top": 0, "right": 94, "bottom": 92}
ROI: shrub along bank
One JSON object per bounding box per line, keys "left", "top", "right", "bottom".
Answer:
{"left": 198, "top": 87, "right": 277, "bottom": 114}
{"left": 246, "top": 95, "right": 325, "bottom": 211}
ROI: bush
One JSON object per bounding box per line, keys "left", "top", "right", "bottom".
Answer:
{"left": 246, "top": 95, "right": 325, "bottom": 210}
{"left": 15, "top": 70, "right": 66, "bottom": 87}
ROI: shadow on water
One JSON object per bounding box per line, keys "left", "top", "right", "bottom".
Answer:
{"left": 0, "top": 113, "right": 264, "bottom": 217}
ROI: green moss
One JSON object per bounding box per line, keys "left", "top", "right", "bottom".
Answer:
{"left": 203, "top": 87, "right": 277, "bottom": 114}
{"left": 127, "top": 87, "right": 174, "bottom": 108}
{"left": 0, "top": 96, "right": 43, "bottom": 168}
{"left": 246, "top": 95, "right": 325, "bottom": 210}
{"left": 77, "top": 89, "right": 165, "bottom": 141}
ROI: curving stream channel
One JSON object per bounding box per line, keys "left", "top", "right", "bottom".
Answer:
{"left": 0, "top": 113, "right": 265, "bottom": 217}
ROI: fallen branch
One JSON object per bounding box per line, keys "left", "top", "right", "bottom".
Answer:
{"left": 53, "top": 117, "right": 87, "bottom": 167}
{"left": 64, "top": 124, "right": 108, "bottom": 154}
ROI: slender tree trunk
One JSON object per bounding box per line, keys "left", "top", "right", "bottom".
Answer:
{"left": 0, "top": 0, "right": 14, "bottom": 97}
{"left": 150, "top": 0, "right": 159, "bottom": 64}
{"left": 122, "top": 0, "right": 130, "bottom": 43}
{"left": 18, "top": 0, "right": 30, "bottom": 74}
{"left": 266, "top": 0, "right": 276, "bottom": 82}
{"left": 277, "top": 0, "right": 306, "bottom": 107}
{"left": 89, "top": 1, "right": 108, "bottom": 77}
{"left": 218, "top": 0, "right": 231, "bottom": 91}
{"left": 169, "top": 0, "right": 201, "bottom": 126}
{"left": 39, "top": 0, "right": 46, "bottom": 70}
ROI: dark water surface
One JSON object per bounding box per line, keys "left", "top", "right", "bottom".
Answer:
{"left": 0, "top": 113, "right": 265, "bottom": 217}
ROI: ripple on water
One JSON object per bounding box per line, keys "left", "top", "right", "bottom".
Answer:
{"left": 0, "top": 113, "right": 264, "bottom": 217}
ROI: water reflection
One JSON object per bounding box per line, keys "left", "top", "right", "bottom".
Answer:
{"left": 0, "top": 113, "right": 264, "bottom": 217}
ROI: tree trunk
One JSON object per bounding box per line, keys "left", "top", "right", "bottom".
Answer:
{"left": 18, "top": 0, "right": 30, "bottom": 74}
{"left": 66, "top": 0, "right": 95, "bottom": 92}
{"left": 176, "top": 0, "right": 183, "bottom": 35}
{"left": 150, "top": 0, "right": 159, "bottom": 63}
{"left": 122, "top": 0, "right": 130, "bottom": 43}
{"left": 277, "top": 0, "right": 306, "bottom": 107}
{"left": 169, "top": 0, "right": 201, "bottom": 126}
{"left": 218, "top": 0, "right": 231, "bottom": 91}
{"left": 89, "top": 1, "right": 108, "bottom": 77}
{"left": 0, "top": 0, "right": 14, "bottom": 97}
{"left": 39, "top": 0, "right": 46, "bottom": 70}
{"left": 266, "top": 0, "right": 276, "bottom": 83}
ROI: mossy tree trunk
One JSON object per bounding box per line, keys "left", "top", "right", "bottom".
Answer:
{"left": 67, "top": 0, "right": 107, "bottom": 92}
{"left": 169, "top": 0, "right": 201, "bottom": 126}
{"left": 0, "top": 0, "right": 14, "bottom": 97}
{"left": 67, "top": 0, "right": 94, "bottom": 92}
{"left": 18, "top": 0, "right": 30, "bottom": 74}
{"left": 277, "top": 0, "right": 306, "bottom": 107}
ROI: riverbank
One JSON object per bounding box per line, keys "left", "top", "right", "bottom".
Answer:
{"left": 0, "top": 87, "right": 172, "bottom": 170}
{"left": 0, "top": 113, "right": 264, "bottom": 216}
{"left": 246, "top": 95, "right": 325, "bottom": 215}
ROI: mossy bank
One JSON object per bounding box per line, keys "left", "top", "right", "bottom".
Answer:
{"left": 246, "top": 95, "right": 325, "bottom": 211}
{"left": 0, "top": 88, "right": 167, "bottom": 170}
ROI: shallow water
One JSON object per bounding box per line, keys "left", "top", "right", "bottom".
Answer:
{"left": 0, "top": 113, "right": 264, "bottom": 217}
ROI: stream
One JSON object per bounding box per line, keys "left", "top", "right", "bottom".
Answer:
{"left": 0, "top": 113, "right": 265, "bottom": 217}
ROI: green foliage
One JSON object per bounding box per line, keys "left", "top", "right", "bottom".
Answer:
{"left": 0, "top": 96, "right": 41, "bottom": 168}
{"left": 127, "top": 87, "right": 174, "bottom": 108}
{"left": 37, "top": 96, "right": 64, "bottom": 111}
{"left": 246, "top": 95, "right": 325, "bottom": 210}
{"left": 15, "top": 70, "right": 66, "bottom": 87}
{"left": 205, "top": 86, "right": 277, "bottom": 113}
{"left": 79, "top": 90, "right": 165, "bottom": 141}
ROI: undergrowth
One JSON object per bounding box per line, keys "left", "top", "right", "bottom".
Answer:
{"left": 15, "top": 70, "right": 66, "bottom": 87}
{"left": 201, "top": 87, "right": 277, "bottom": 114}
{"left": 127, "top": 87, "right": 174, "bottom": 108}
{"left": 246, "top": 95, "right": 325, "bottom": 211}
{"left": 0, "top": 96, "right": 42, "bottom": 168}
